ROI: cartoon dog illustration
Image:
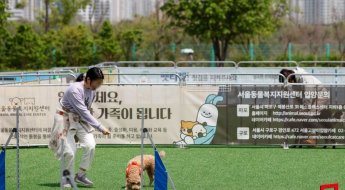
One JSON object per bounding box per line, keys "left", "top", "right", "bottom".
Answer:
{"left": 174, "top": 94, "right": 223, "bottom": 145}
{"left": 192, "top": 124, "right": 206, "bottom": 139}
{"left": 194, "top": 94, "right": 223, "bottom": 144}
{"left": 180, "top": 120, "right": 197, "bottom": 137}
{"left": 174, "top": 121, "right": 199, "bottom": 145}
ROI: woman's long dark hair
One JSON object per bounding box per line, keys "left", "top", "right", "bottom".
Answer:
{"left": 75, "top": 67, "right": 104, "bottom": 82}
{"left": 76, "top": 73, "right": 85, "bottom": 82}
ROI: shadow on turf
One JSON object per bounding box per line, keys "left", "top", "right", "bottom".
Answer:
{"left": 38, "top": 183, "right": 152, "bottom": 189}
{"left": 121, "top": 185, "right": 153, "bottom": 189}
{"left": 38, "top": 182, "right": 96, "bottom": 189}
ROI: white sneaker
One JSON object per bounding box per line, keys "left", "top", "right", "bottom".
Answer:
{"left": 62, "top": 178, "right": 72, "bottom": 188}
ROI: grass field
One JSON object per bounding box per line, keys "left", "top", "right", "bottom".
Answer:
{"left": 4, "top": 146, "right": 345, "bottom": 190}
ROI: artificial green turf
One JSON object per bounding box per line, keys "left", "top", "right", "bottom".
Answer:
{"left": 4, "top": 147, "right": 345, "bottom": 190}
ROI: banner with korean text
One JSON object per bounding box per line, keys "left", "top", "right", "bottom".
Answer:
{"left": 1, "top": 84, "right": 345, "bottom": 146}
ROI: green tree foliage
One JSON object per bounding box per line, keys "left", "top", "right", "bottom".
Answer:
{"left": 162, "top": 0, "right": 287, "bottom": 62}
{"left": 59, "top": 25, "right": 94, "bottom": 66}
{"left": 58, "top": 0, "right": 90, "bottom": 25}
{"left": 0, "top": 0, "right": 10, "bottom": 70}
{"left": 115, "top": 21, "right": 143, "bottom": 61}
{"left": 0, "top": 0, "right": 9, "bottom": 28}
{"left": 95, "top": 21, "right": 122, "bottom": 62}
{"left": 137, "top": 15, "right": 184, "bottom": 61}
{"left": 41, "top": 30, "right": 63, "bottom": 67}
{"left": 37, "top": 0, "right": 91, "bottom": 30}
{"left": 6, "top": 25, "right": 46, "bottom": 70}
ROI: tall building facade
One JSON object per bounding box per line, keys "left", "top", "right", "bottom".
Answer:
{"left": 78, "top": 0, "right": 111, "bottom": 23}
{"left": 78, "top": 0, "right": 160, "bottom": 23}
{"left": 289, "top": 0, "right": 345, "bottom": 24}
{"left": 7, "top": 0, "right": 44, "bottom": 21}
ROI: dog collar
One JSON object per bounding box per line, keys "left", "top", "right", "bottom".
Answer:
{"left": 126, "top": 161, "right": 141, "bottom": 177}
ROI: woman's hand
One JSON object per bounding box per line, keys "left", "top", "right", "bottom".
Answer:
{"left": 102, "top": 128, "right": 111, "bottom": 135}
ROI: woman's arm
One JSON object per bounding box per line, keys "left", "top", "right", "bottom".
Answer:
{"left": 69, "top": 88, "right": 104, "bottom": 132}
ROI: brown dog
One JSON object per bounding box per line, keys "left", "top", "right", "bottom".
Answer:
{"left": 125, "top": 151, "right": 166, "bottom": 190}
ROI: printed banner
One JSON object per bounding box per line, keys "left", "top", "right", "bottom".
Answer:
{"left": 0, "top": 85, "right": 220, "bottom": 145}
{"left": 116, "top": 67, "right": 345, "bottom": 84}
{"left": 215, "top": 84, "right": 345, "bottom": 145}
{"left": 1, "top": 84, "right": 345, "bottom": 145}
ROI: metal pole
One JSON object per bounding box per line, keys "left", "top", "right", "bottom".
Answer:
{"left": 140, "top": 108, "right": 144, "bottom": 189}
{"left": 144, "top": 129, "right": 176, "bottom": 190}
{"left": 15, "top": 107, "right": 20, "bottom": 190}
{"left": 3, "top": 129, "right": 15, "bottom": 150}
{"left": 60, "top": 139, "right": 64, "bottom": 190}
{"left": 168, "top": 173, "right": 177, "bottom": 190}
{"left": 144, "top": 129, "right": 155, "bottom": 148}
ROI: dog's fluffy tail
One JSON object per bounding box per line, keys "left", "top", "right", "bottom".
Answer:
{"left": 159, "top": 151, "right": 166, "bottom": 158}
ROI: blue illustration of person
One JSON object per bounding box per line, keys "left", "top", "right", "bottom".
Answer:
{"left": 194, "top": 94, "right": 223, "bottom": 144}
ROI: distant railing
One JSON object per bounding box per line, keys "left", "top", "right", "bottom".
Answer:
{"left": 237, "top": 61, "right": 298, "bottom": 67}
{"left": 103, "top": 73, "right": 181, "bottom": 85}
{"left": 0, "top": 73, "right": 77, "bottom": 86}
{"left": 176, "top": 61, "right": 237, "bottom": 67}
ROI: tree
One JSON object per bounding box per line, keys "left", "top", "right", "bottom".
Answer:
{"left": 59, "top": 25, "right": 94, "bottom": 66}
{"left": 118, "top": 30, "right": 142, "bottom": 61}
{"left": 58, "top": 0, "right": 91, "bottom": 25}
{"left": 95, "top": 21, "right": 122, "bottom": 62}
{"left": 0, "top": 28, "right": 9, "bottom": 70}
{"left": 333, "top": 22, "right": 345, "bottom": 60}
{"left": 0, "top": 0, "right": 10, "bottom": 70}
{"left": 121, "top": 14, "right": 184, "bottom": 62}
{"left": 38, "top": 0, "right": 91, "bottom": 30}
{"left": 14, "top": 0, "right": 27, "bottom": 9}
{"left": 6, "top": 25, "right": 46, "bottom": 70}
{"left": 41, "top": 30, "right": 64, "bottom": 68}
{"left": 275, "top": 19, "right": 300, "bottom": 58}
{"left": 44, "top": 0, "right": 50, "bottom": 32}
{"left": 302, "top": 24, "right": 330, "bottom": 60}
{"left": 139, "top": 6, "right": 184, "bottom": 61}
{"left": 162, "top": 0, "right": 287, "bottom": 64}
{"left": 115, "top": 21, "right": 143, "bottom": 61}
{"left": 332, "top": 18, "right": 345, "bottom": 60}
{"left": 88, "top": 0, "right": 109, "bottom": 33}
{"left": 0, "top": 0, "right": 9, "bottom": 28}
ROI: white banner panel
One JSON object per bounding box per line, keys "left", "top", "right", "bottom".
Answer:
{"left": 0, "top": 85, "right": 220, "bottom": 145}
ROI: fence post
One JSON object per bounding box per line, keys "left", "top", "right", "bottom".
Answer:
{"left": 249, "top": 43, "right": 254, "bottom": 61}
{"left": 325, "top": 43, "right": 330, "bottom": 61}
{"left": 131, "top": 43, "right": 137, "bottom": 61}
{"left": 170, "top": 42, "right": 176, "bottom": 61}
{"left": 52, "top": 48, "right": 57, "bottom": 79}
{"left": 210, "top": 44, "right": 215, "bottom": 67}
{"left": 92, "top": 43, "right": 97, "bottom": 65}
{"left": 288, "top": 42, "right": 292, "bottom": 62}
